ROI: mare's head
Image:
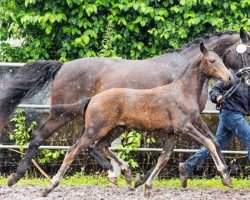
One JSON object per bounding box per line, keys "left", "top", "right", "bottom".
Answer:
{"left": 222, "top": 28, "right": 250, "bottom": 71}
{"left": 200, "top": 42, "right": 233, "bottom": 84}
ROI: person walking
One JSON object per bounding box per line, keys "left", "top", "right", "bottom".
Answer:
{"left": 179, "top": 70, "right": 250, "bottom": 188}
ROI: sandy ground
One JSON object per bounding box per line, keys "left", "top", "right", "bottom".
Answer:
{"left": 0, "top": 185, "right": 250, "bottom": 200}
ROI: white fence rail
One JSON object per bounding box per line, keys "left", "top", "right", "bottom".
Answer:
{"left": 0, "top": 144, "right": 247, "bottom": 154}
{"left": 0, "top": 62, "right": 25, "bottom": 67}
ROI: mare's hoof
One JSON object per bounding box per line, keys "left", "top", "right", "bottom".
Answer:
{"left": 134, "top": 175, "right": 144, "bottom": 188}
{"left": 179, "top": 162, "right": 188, "bottom": 188}
{"left": 108, "top": 176, "right": 117, "bottom": 185}
{"left": 144, "top": 185, "right": 152, "bottom": 197}
{"left": 122, "top": 168, "right": 132, "bottom": 186}
{"left": 8, "top": 173, "right": 18, "bottom": 187}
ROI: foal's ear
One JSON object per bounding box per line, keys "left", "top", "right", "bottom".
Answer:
{"left": 200, "top": 42, "right": 208, "bottom": 54}
{"left": 240, "top": 27, "right": 249, "bottom": 43}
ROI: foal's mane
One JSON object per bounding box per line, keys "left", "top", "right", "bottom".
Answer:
{"left": 166, "top": 30, "right": 237, "bottom": 53}
{"left": 176, "top": 52, "right": 202, "bottom": 80}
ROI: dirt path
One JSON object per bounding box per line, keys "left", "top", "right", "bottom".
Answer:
{"left": 0, "top": 185, "right": 250, "bottom": 200}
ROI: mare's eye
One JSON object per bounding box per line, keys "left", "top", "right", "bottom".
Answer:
{"left": 210, "top": 60, "right": 216, "bottom": 63}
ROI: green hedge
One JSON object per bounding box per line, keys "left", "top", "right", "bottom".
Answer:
{"left": 0, "top": 0, "right": 249, "bottom": 62}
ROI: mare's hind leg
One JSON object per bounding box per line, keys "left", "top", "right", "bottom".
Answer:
{"left": 0, "top": 117, "right": 10, "bottom": 133}
{"left": 42, "top": 125, "right": 112, "bottom": 197}
{"left": 144, "top": 133, "right": 177, "bottom": 197}
{"left": 183, "top": 121, "right": 232, "bottom": 188}
{"left": 94, "top": 127, "right": 132, "bottom": 186}
{"left": 8, "top": 105, "right": 78, "bottom": 186}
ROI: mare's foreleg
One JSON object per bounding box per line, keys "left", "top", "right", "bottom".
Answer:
{"left": 8, "top": 106, "right": 78, "bottom": 186}
{"left": 184, "top": 121, "right": 232, "bottom": 188}
{"left": 134, "top": 131, "right": 165, "bottom": 188}
{"left": 144, "top": 133, "right": 177, "bottom": 197}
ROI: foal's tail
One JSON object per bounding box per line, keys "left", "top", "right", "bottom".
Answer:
{"left": 0, "top": 60, "right": 63, "bottom": 127}
{"left": 50, "top": 98, "right": 91, "bottom": 121}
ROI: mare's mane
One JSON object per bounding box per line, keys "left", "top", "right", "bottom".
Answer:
{"left": 166, "top": 30, "right": 237, "bottom": 53}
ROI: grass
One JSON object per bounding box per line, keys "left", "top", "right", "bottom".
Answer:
{"left": 0, "top": 175, "right": 249, "bottom": 189}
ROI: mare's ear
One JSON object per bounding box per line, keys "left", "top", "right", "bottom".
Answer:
{"left": 240, "top": 27, "right": 249, "bottom": 43}
{"left": 200, "top": 42, "right": 208, "bottom": 54}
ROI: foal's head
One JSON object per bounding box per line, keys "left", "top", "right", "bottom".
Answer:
{"left": 200, "top": 42, "right": 233, "bottom": 84}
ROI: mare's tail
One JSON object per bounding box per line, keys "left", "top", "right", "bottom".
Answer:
{"left": 0, "top": 60, "right": 63, "bottom": 127}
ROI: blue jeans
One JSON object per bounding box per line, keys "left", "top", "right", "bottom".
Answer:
{"left": 184, "top": 109, "right": 250, "bottom": 175}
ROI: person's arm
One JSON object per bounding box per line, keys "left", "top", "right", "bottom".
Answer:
{"left": 209, "top": 80, "right": 230, "bottom": 104}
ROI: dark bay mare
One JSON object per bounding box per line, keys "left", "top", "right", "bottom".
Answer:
{"left": 1, "top": 28, "right": 249, "bottom": 187}
{"left": 41, "top": 42, "right": 233, "bottom": 197}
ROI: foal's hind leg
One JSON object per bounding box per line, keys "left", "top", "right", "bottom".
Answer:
{"left": 144, "top": 133, "right": 177, "bottom": 197}
{"left": 101, "top": 147, "right": 132, "bottom": 187}
{"left": 94, "top": 127, "right": 132, "bottom": 186}
{"left": 8, "top": 106, "right": 78, "bottom": 186}
{"left": 42, "top": 125, "right": 112, "bottom": 197}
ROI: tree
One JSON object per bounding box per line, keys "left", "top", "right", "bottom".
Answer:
{"left": 0, "top": 0, "right": 249, "bottom": 62}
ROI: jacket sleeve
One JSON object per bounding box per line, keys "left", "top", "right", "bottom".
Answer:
{"left": 209, "top": 80, "right": 229, "bottom": 103}
{"left": 209, "top": 69, "right": 237, "bottom": 104}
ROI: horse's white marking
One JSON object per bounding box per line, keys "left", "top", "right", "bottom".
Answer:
{"left": 236, "top": 44, "right": 247, "bottom": 54}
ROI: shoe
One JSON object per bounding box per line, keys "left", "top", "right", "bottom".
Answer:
{"left": 179, "top": 162, "right": 188, "bottom": 188}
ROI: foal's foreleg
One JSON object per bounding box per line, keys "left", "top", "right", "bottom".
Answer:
{"left": 184, "top": 122, "right": 232, "bottom": 188}
{"left": 144, "top": 133, "right": 177, "bottom": 197}
{"left": 8, "top": 107, "right": 78, "bottom": 186}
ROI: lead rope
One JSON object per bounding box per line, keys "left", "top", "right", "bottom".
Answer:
{"left": 216, "top": 79, "right": 242, "bottom": 110}
{"left": 216, "top": 41, "right": 250, "bottom": 110}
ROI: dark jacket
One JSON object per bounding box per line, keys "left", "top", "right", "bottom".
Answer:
{"left": 209, "top": 74, "right": 250, "bottom": 116}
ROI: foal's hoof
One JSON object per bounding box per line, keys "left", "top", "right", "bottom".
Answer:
{"left": 222, "top": 178, "right": 233, "bottom": 188}
{"left": 108, "top": 176, "right": 117, "bottom": 185}
{"left": 134, "top": 175, "right": 144, "bottom": 188}
{"left": 41, "top": 189, "right": 49, "bottom": 197}
{"left": 8, "top": 173, "right": 18, "bottom": 187}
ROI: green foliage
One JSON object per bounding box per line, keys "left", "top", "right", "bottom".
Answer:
{"left": 98, "top": 20, "right": 116, "bottom": 57}
{"left": 0, "top": 0, "right": 249, "bottom": 62}
{"left": 117, "top": 130, "right": 155, "bottom": 168}
{"left": 9, "top": 108, "right": 37, "bottom": 152}
{"left": 9, "top": 108, "right": 65, "bottom": 163}
{"left": 38, "top": 149, "right": 66, "bottom": 164}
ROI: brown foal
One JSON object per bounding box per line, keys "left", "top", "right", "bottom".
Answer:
{"left": 42, "top": 42, "right": 233, "bottom": 197}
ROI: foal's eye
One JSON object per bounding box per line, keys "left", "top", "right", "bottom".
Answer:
{"left": 210, "top": 60, "right": 216, "bottom": 63}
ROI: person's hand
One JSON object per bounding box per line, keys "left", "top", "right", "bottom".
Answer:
{"left": 216, "top": 95, "right": 223, "bottom": 104}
